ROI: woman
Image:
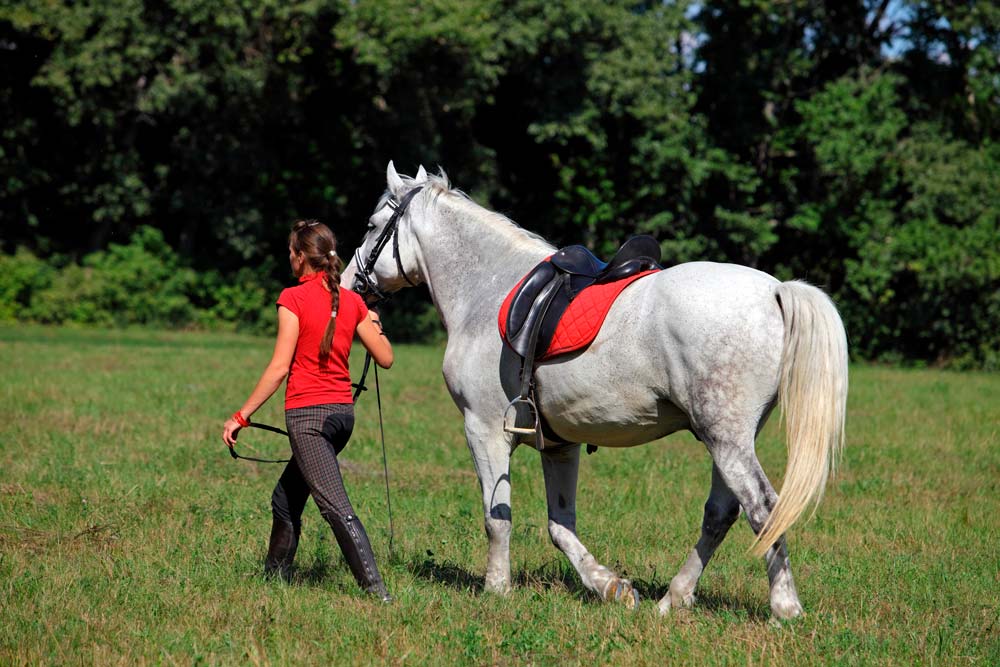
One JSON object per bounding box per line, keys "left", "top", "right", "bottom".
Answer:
{"left": 222, "top": 219, "right": 394, "bottom": 602}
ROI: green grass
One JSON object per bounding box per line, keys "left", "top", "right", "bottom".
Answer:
{"left": 1, "top": 324, "right": 997, "bottom": 665}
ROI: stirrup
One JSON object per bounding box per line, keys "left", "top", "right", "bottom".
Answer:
{"left": 503, "top": 395, "right": 540, "bottom": 437}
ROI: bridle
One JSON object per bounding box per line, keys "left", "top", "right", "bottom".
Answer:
{"left": 351, "top": 185, "right": 424, "bottom": 304}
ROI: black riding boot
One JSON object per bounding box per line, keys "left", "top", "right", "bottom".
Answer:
{"left": 264, "top": 517, "right": 299, "bottom": 581}
{"left": 329, "top": 513, "right": 392, "bottom": 602}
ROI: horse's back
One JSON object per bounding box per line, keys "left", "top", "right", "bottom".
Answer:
{"left": 638, "top": 261, "right": 783, "bottom": 346}
{"left": 654, "top": 261, "right": 780, "bottom": 317}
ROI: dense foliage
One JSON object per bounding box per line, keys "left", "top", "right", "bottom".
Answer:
{"left": 1, "top": 1, "right": 997, "bottom": 366}
{"left": 0, "top": 227, "right": 281, "bottom": 332}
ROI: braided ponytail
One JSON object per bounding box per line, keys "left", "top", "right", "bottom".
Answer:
{"left": 288, "top": 219, "right": 342, "bottom": 360}
{"left": 320, "top": 248, "right": 342, "bottom": 359}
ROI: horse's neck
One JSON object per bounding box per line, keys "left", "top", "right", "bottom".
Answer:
{"left": 415, "top": 198, "right": 552, "bottom": 334}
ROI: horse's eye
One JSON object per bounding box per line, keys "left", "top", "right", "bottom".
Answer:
{"left": 367, "top": 223, "right": 376, "bottom": 231}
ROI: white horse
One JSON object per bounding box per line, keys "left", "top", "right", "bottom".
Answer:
{"left": 342, "top": 163, "right": 848, "bottom": 619}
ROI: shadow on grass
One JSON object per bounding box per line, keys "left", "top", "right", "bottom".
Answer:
{"left": 405, "top": 554, "right": 484, "bottom": 593}
{"left": 257, "top": 558, "right": 336, "bottom": 586}
{"left": 405, "top": 553, "right": 584, "bottom": 595}
{"left": 286, "top": 549, "right": 770, "bottom": 619}
{"left": 404, "top": 553, "right": 597, "bottom": 599}
{"left": 630, "top": 576, "right": 771, "bottom": 621}
{"left": 405, "top": 555, "right": 770, "bottom": 619}
{"left": 294, "top": 559, "right": 335, "bottom": 585}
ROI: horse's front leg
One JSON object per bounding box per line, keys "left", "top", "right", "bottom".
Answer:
{"left": 464, "top": 414, "right": 514, "bottom": 594}
{"left": 541, "top": 444, "right": 639, "bottom": 609}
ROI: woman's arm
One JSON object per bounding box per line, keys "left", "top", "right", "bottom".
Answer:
{"left": 356, "top": 309, "right": 394, "bottom": 369}
{"left": 222, "top": 306, "right": 299, "bottom": 447}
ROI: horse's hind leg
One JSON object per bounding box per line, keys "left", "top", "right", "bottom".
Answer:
{"left": 658, "top": 464, "right": 739, "bottom": 614}
{"left": 709, "top": 437, "right": 803, "bottom": 620}
{"left": 541, "top": 444, "right": 639, "bottom": 609}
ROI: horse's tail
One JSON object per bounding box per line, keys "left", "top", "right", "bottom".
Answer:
{"left": 751, "top": 280, "right": 848, "bottom": 557}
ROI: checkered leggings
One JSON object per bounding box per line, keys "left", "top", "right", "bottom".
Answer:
{"left": 271, "top": 404, "right": 358, "bottom": 528}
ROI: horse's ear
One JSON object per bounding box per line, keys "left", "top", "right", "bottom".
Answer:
{"left": 415, "top": 165, "right": 428, "bottom": 183}
{"left": 386, "top": 160, "right": 405, "bottom": 196}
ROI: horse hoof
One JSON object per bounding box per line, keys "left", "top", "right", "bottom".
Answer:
{"left": 485, "top": 583, "right": 512, "bottom": 596}
{"left": 658, "top": 590, "right": 695, "bottom": 615}
{"left": 771, "top": 599, "right": 804, "bottom": 621}
{"left": 657, "top": 596, "right": 671, "bottom": 616}
{"left": 484, "top": 575, "right": 512, "bottom": 595}
{"left": 604, "top": 579, "right": 640, "bottom": 611}
{"left": 670, "top": 589, "right": 696, "bottom": 610}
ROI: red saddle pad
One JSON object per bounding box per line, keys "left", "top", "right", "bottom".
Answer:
{"left": 498, "top": 267, "right": 659, "bottom": 361}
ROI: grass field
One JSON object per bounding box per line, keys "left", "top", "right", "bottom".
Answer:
{"left": 1, "top": 324, "right": 997, "bottom": 666}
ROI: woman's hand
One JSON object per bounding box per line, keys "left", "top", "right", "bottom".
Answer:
{"left": 222, "top": 307, "right": 297, "bottom": 450}
{"left": 223, "top": 416, "right": 243, "bottom": 448}
{"left": 357, "top": 309, "right": 393, "bottom": 368}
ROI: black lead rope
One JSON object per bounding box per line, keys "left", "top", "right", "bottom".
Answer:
{"left": 227, "top": 187, "right": 418, "bottom": 545}
{"left": 352, "top": 352, "right": 372, "bottom": 402}
{"left": 374, "top": 363, "right": 394, "bottom": 555}
{"left": 228, "top": 353, "right": 375, "bottom": 463}
{"left": 227, "top": 420, "right": 291, "bottom": 463}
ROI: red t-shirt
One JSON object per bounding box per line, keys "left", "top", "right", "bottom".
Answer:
{"left": 276, "top": 272, "right": 369, "bottom": 409}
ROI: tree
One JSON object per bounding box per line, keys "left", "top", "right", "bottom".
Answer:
{"left": 1, "top": 0, "right": 997, "bottom": 365}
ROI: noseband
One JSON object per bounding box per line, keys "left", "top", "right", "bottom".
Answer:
{"left": 352, "top": 186, "right": 424, "bottom": 303}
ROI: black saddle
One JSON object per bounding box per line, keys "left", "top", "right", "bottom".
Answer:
{"left": 505, "top": 235, "right": 662, "bottom": 361}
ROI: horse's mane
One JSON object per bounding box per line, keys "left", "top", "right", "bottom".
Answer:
{"left": 395, "top": 169, "right": 554, "bottom": 250}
